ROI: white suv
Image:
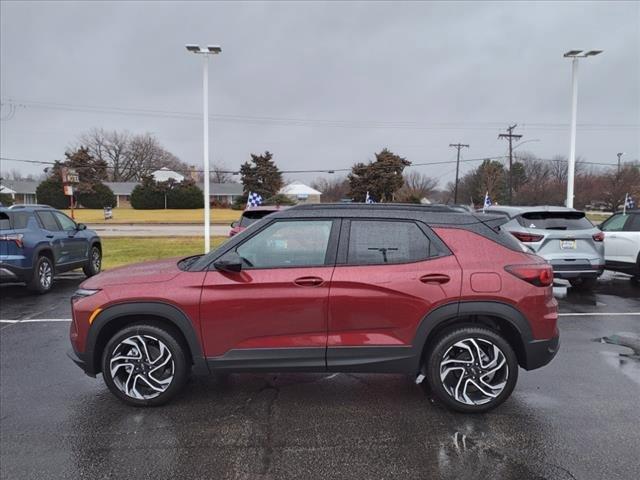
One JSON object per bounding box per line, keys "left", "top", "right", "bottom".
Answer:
{"left": 600, "top": 209, "right": 640, "bottom": 281}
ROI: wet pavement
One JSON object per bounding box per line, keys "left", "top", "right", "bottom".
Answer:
{"left": 1, "top": 272, "right": 639, "bottom": 479}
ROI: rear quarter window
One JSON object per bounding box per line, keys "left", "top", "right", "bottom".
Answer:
{"left": 9, "top": 212, "right": 31, "bottom": 229}
{"left": 0, "top": 212, "right": 10, "bottom": 230}
{"left": 516, "top": 211, "right": 593, "bottom": 230}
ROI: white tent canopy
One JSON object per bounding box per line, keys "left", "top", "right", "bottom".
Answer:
{"left": 279, "top": 182, "right": 322, "bottom": 196}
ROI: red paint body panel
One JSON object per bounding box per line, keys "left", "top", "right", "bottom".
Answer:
{"left": 434, "top": 227, "right": 558, "bottom": 340}
{"left": 327, "top": 255, "right": 462, "bottom": 346}
{"left": 199, "top": 266, "right": 334, "bottom": 356}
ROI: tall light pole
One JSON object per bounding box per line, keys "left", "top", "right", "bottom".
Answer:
{"left": 186, "top": 44, "right": 222, "bottom": 253}
{"left": 617, "top": 152, "right": 624, "bottom": 174}
{"left": 563, "top": 49, "right": 603, "bottom": 208}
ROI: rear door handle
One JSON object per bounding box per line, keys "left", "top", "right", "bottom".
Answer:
{"left": 420, "top": 273, "right": 450, "bottom": 285}
{"left": 294, "top": 276, "right": 324, "bottom": 287}
{"left": 46, "top": 235, "right": 54, "bottom": 239}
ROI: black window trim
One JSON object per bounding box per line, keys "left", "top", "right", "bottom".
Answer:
{"left": 336, "top": 217, "right": 451, "bottom": 267}
{"left": 206, "top": 217, "right": 342, "bottom": 271}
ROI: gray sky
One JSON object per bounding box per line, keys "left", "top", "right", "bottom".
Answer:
{"left": 1, "top": 0, "right": 639, "bottom": 187}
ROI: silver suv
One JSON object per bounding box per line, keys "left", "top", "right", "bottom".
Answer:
{"left": 483, "top": 206, "right": 604, "bottom": 288}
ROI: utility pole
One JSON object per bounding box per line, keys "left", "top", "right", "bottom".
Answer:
{"left": 617, "top": 152, "right": 624, "bottom": 174}
{"left": 449, "top": 143, "right": 469, "bottom": 204}
{"left": 498, "top": 124, "right": 522, "bottom": 205}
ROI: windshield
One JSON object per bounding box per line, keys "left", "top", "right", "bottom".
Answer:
{"left": 516, "top": 211, "right": 593, "bottom": 230}
{"left": 240, "top": 210, "right": 276, "bottom": 227}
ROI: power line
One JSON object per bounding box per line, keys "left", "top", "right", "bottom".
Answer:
{"left": 2, "top": 98, "right": 638, "bottom": 131}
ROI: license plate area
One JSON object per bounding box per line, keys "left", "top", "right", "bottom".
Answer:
{"left": 560, "top": 240, "right": 577, "bottom": 249}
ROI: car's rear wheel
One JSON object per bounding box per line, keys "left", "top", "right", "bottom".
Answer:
{"left": 83, "top": 245, "right": 101, "bottom": 277}
{"left": 102, "top": 323, "right": 189, "bottom": 406}
{"left": 27, "top": 255, "right": 54, "bottom": 293}
{"left": 425, "top": 326, "right": 518, "bottom": 413}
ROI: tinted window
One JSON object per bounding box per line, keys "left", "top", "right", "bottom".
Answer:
{"left": 53, "top": 212, "right": 76, "bottom": 231}
{"left": 600, "top": 214, "right": 629, "bottom": 232}
{"left": 37, "top": 211, "right": 61, "bottom": 231}
{"left": 236, "top": 220, "right": 333, "bottom": 268}
{"left": 0, "top": 212, "right": 10, "bottom": 230}
{"left": 240, "top": 210, "right": 275, "bottom": 227}
{"left": 625, "top": 214, "right": 640, "bottom": 232}
{"left": 516, "top": 211, "right": 593, "bottom": 230}
{"left": 348, "top": 220, "right": 430, "bottom": 265}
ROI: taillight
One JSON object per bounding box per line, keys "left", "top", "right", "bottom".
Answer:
{"left": 510, "top": 231, "right": 544, "bottom": 243}
{"left": 0, "top": 233, "right": 23, "bottom": 248}
{"left": 505, "top": 264, "right": 554, "bottom": 287}
{"left": 592, "top": 231, "right": 604, "bottom": 242}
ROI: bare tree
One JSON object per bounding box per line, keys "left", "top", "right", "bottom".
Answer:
{"left": 212, "top": 163, "right": 235, "bottom": 183}
{"left": 311, "top": 176, "right": 349, "bottom": 203}
{"left": 396, "top": 171, "right": 438, "bottom": 202}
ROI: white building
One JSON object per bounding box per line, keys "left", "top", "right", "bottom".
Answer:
{"left": 279, "top": 182, "right": 322, "bottom": 203}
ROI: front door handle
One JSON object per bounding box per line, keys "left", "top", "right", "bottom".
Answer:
{"left": 46, "top": 235, "right": 54, "bottom": 239}
{"left": 294, "top": 276, "right": 324, "bottom": 287}
{"left": 420, "top": 273, "right": 450, "bottom": 285}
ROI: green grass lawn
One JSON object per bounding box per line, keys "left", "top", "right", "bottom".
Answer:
{"left": 101, "top": 236, "right": 229, "bottom": 270}
{"left": 62, "top": 208, "right": 241, "bottom": 224}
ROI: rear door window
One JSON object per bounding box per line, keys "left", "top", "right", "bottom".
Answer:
{"left": 624, "top": 214, "right": 640, "bottom": 232}
{"left": 347, "top": 220, "right": 431, "bottom": 265}
{"left": 600, "top": 214, "right": 629, "bottom": 232}
{"left": 37, "top": 211, "right": 61, "bottom": 231}
{"left": 516, "top": 211, "right": 594, "bottom": 230}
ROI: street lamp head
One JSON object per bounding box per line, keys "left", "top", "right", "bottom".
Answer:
{"left": 185, "top": 44, "right": 222, "bottom": 55}
{"left": 185, "top": 44, "right": 200, "bottom": 53}
{"left": 207, "top": 45, "right": 222, "bottom": 54}
{"left": 563, "top": 49, "right": 603, "bottom": 58}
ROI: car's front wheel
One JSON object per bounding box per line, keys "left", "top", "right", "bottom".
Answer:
{"left": 83, "top": 245, "right": 101, "bottom": 277}
{"left": 102, "top": 323, "right": 190, "bottom": 406}
{"left": 425, "top": 326, "right": 518, "bottom": 413}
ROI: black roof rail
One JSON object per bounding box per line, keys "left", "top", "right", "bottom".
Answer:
{"left": 8, "top": 204, "right": 54, "bottom": 210}
{"left": 290, "top": 203, "right": 459, "bottom": 213}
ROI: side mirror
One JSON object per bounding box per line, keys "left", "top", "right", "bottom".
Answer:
{"left": 231, "top": 221, "right": 239, "bottom": 228}
{"left": 77, "top": 223, "right": 87, "bottom": 230}
{"left": 213, "top": 252, "right": 242, "bottom": 273}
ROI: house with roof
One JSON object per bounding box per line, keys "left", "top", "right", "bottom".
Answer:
{"left": 279, "top": 181, "right": 322, "bottom": 203}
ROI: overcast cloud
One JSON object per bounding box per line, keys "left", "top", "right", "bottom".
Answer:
{"left": 1, "top": 0, "right": 639, "bottom": 187}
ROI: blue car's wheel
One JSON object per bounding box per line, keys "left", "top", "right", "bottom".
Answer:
{"left": 28, "top": 255, "right": 54, "bottom": 294}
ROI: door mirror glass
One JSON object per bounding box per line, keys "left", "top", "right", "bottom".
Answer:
{"left": 213, "top": 251, "right": 243, "bottom": 273}
{"left": 231, "top": 221, "right": 239, "bottom": 228}
{"left": 77, "top": 223, "right": 87, "bottom": 230}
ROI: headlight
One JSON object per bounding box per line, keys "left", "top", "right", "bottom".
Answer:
{"left": 72, "top": 288, "right": 101, "bottom": 301}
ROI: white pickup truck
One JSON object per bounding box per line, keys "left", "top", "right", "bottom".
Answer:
{"left": 600, "top": 209, "right": 640, "bottom": 282}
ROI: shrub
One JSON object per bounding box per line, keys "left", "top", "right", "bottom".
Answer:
{"left": 36, "top": 178, "right": 69, "bottom": 209}
{"left": 131, "top": 183, "right": 164, "bottom": 209}
{"left": 78, "top": 183, "right": 116, "bottom": 209}
{"left": 0, "top": 193, "right": 14, "bottom": 206}
{"left": 265, "top": 194, "right": 296, "bottom": 206}
{"left": 167, "top": 184, "right": 203, "bottom": 209}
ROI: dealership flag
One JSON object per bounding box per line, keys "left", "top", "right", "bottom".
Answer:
{"left": 365, "top": 191, "right": 375, "bottom": 204}
{"left": 247, "top": 192, "right": 263, "bottom": 208}
{"left": 483, "top": 191, "right": 492, "bottom": 212}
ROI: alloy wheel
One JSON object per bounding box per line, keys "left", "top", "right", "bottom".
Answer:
{"left": 109, "top": 335, "right": 175, "bottom": 400}
{"left": 39, "top": 260, "right": 52, "bottom": 289}
{"left": 91, "top": 248, "right": 101, "bottom": 272}
{"left": 439, "top": 338, "right": 509, "bottom": 406}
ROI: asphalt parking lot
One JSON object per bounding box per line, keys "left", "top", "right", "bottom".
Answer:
{"left": 1, "top": 272, "right": 639, "bottom": 480}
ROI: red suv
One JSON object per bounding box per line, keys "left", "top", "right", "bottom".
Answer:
{"left": 68, "top": 204, "right": 559, "bottom": 413}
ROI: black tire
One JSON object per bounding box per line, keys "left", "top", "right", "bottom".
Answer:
{"left": 83, "top": 245, "right": 102, "bottom": 277}
{"left": 101, "top": 323, "right": 190, "bottom": 406}
{"left": 27, "top": 255, "right": 54, "bottom": 294}
{"left": 425, "top": 326, "right": 518, "bottom": 413}
{"left": 569, "top": 277, "right": 598, "bottom": 289}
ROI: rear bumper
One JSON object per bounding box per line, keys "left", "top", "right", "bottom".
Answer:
{"left": 551, "top": 261, "right": 604, "bottom": 279}
{"left": 522, "top": 334, "right": 560, "bottom": 370}
{"left": 0, "top": 262, "right": 31, "bottom": 282}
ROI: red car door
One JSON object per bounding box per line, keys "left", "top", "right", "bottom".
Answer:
{"left": 200, "top": 218, "right": 339, "bottom": 370}
{"left": 327, "top": 219, "right": 462, "bottom": 369}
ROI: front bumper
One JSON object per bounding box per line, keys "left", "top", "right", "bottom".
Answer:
{"left": 523, "top": 334, "right": 560, "bottom": 370}
{"left": 67, "top": 349, "right": 96, "bottom": 378}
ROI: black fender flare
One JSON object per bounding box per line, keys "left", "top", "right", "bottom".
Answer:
{"left": 32, "top": 244, "right": 57, "bottom": 268}
{"left": 85, "top": 302, "right": 209, "bottom": 376}
{"left": 410, "top": 301, "right": 534, "bottom": 371}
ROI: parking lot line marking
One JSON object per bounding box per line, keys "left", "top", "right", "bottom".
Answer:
{"left": 0, "top": 319, "right": 72, "bottom": 323}
{"left": 558, "top": 312, "right": 640, "bottom": 317}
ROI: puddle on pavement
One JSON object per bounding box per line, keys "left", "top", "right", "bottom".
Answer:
{"left": 594, "top": 333, "right": 640, "bottom": 386}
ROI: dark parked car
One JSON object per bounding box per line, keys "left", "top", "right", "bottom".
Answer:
{"left": 0, "top": 205, "right": 102, "bottom": 293}
{"left": 69, "top": 204, "right": 558, "bottom": 413}
{"left": 229, "top": 205, "right": 288, "bottom": 237}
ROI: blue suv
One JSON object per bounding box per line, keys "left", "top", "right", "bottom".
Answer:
{"left": 0, "top": 205, "right": 102, "bottom": 293}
